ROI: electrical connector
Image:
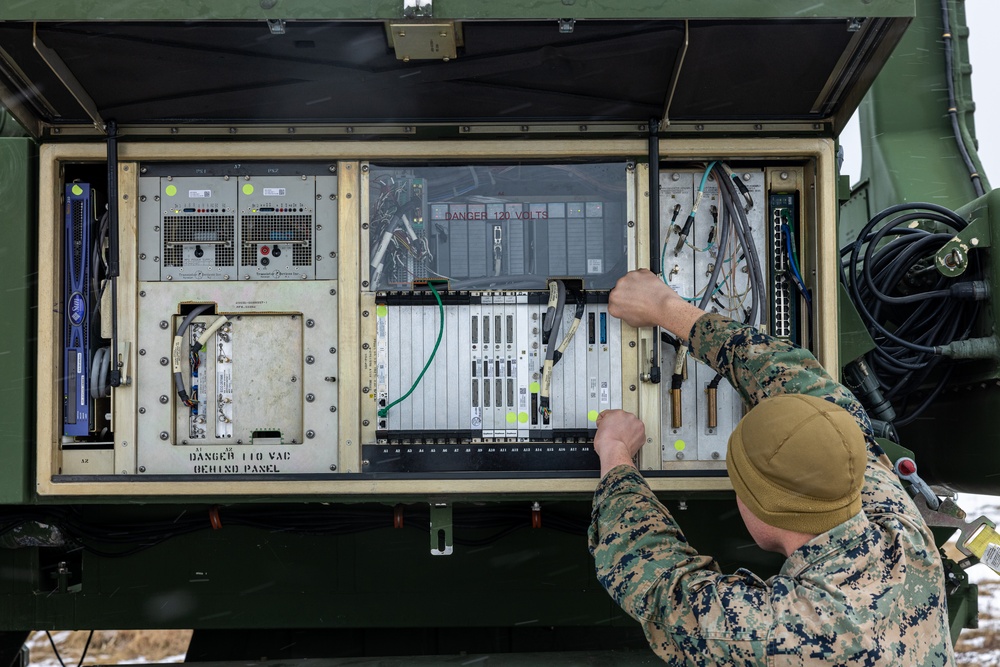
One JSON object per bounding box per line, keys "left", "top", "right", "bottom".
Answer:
{"left": 949, "top": 280, "right": 989, "bottom": 300}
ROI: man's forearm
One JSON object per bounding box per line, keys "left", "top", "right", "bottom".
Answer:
{"left": 656, "top": 300, "right": 705, "bottom": 343}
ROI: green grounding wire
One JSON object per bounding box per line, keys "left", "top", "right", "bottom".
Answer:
{"left": 378, "top": 280, "right": 445, "bottom": 418}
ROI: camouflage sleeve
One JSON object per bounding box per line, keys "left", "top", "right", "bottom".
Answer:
{"left": 687, "top": 313, "right": 920, "bottom": 519}
{"left": 589, "top": 465, "right": 771, "bottom": 663}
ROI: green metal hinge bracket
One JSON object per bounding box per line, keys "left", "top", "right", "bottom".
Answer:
{"left": 936, "top": 212, "right": 991, "bottom": 278}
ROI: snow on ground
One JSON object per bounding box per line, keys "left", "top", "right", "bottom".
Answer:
{"left": 24, "top": 630, "right": 189, "bottom": 667}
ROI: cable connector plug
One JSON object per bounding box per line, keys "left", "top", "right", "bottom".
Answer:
{"left": 936, "top": 336, "right": 1000, "bottom": 360}
{"left": 673, "top": 214, "right": 695, "bottom": 256}
{"left": 730, "top": 174, "right": 753, "bottom": 211}
{"left": 842, "top": 357, "right": 896, "bottom": 424}
{"left": 949, "top": 280, "right": 990, "bottom": 300}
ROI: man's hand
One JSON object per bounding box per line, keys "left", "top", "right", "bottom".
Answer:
{"left": 608, "top": 269, "right": 705, "bottom": 341}
{"left": 594, "top": 410, "right": 646, "bottom": 478}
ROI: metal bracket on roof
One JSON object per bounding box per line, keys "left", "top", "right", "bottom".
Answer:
{"left": 404, "top": 0, "right": 432, "bottom": 19}
{"left": 31, "top": 23, "right": 105, "bottom": 133}
{"left": 266, "top": 19, "right": 286, "bottom": 35}
{"left": 660, "top": 20, "right": 689, "bottom": 129}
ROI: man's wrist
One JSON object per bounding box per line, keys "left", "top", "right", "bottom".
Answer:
{"left": 597, "top": 442, "right": 636, "bottom": 478}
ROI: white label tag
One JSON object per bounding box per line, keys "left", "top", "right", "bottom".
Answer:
{"left": 587, "top": 258, "right": 603, "bottom": 274}
{"left": 188, "top": 189, "right": 211, "bottom": 198}
{"left": 982, "top": 543, "right": 1000, "bottom": 571}
{"left": 263, "top": 187, "right": 286, "bottom": 197}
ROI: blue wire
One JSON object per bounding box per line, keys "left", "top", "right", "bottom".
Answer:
{"left": 782, "top": 223, "right": 812, "bottom": 304}
{"left": 698, "top": 161, "right": 717, "bottom": 193}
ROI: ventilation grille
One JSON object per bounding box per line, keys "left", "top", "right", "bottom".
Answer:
{"left": 240, "top": 214, "right": 313, "bottom": 268}
{"left": 163, "top": 215, "right": 235, "bottom": 267}
{"left": 71, "top": 200, "right": 85, "bottom": 277}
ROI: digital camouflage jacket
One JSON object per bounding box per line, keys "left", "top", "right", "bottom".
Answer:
{"left": 589, "top": 313, "right": 955, "bottom": 666}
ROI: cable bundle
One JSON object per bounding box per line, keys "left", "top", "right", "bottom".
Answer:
{"left": 841, "top": 202, "right": 985, "bottom": 426}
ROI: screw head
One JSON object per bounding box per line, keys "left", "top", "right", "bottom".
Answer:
{"left": 629, "top": 341, "right": 636, "bottom": 348}
{"left": 363, "top": 419, "right": 370, "bottom": 426}
{"left": 306, "top": 318, "right": 315, "bottom": 328}
{"left": 139, "top": 407, "right": 146, "bottom": 414}
{"left": 139, "top": 466, "right": 146, "bottom": 473}
{"left": 159, "top": 395, "right": 169, "bottom": 404}
{"left": 306, "top": 355, "right": 315, "bottom": 364}
{"left": 160, "top": 320, "right": 169, "bottom": 329}
{"left": 362, "top": 386, "right": 370, "bottom": 393}
{"left": 160, "top": 357, "right": 169, "bottom": 366}
{"left": 362, "top": 342, "right": 370, "bottom": 350}
{"left": 330, "top": 406, "right": 337, "bottom": 412}
{"left": 362, "top": 310, "right": 369, "bottom": 317}
{"left": 330, "top": 464, "right": 338, "bottom": 471}
{"left": 139, "top": 290, "right": 146, "bottom": 297}
{"left": 139, "top": 348, "right": 146, "bottom": 356}
{"left": 159, "top": 431, "right": 169, "bottom": 440}
{"left": 306, "top": 430, "right": 315, "bottom": 439}
{"left": 291, "top": 376, "right": 297, "bottom": 382}
{"left": 306, "top": 393, "right": 315, "bottom": 402}
{"left": 629, "top": 385, "right": 636, "bottom": 391}
{"left": 329, "top": 347, "right": 337, "bottom": 354}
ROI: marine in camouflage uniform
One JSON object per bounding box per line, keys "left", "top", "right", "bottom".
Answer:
{"left": 589, "top": 312, "right": 956, "bottom": 665}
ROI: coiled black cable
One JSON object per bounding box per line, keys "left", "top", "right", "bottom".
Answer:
{"left": 841, "top": 202, "right": 983, "bottom": 426}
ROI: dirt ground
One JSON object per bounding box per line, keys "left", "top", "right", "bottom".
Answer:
{"left": 26, "top": 630, "right": 192, "bottom": 666}
{"left": 20, "top": 604, "right": 1000, "bottom": 667}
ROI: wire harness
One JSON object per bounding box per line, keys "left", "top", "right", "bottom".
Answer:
{"left": 841, "top": 202, "right": 986, "bottom": 426}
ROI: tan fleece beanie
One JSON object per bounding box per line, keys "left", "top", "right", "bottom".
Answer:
{"left": 726, "top": 394, "right": 866, "bottom": 535}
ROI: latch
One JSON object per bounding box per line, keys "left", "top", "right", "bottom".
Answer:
{"left": 430, "top": 503, "right": 453, "bottom": 556}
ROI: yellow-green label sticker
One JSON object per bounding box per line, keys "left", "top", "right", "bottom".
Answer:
{"left": 518, "top": 412, "right": 529, "bottom": 424}
{"left": 588, "top": 410, "right": 599, "bottom": 422}
{"left": 242, "top": 183, "right": 254, "bottom": 195}
{"left": 529, "top": 381, "right": 540, "bottom": 394}
{"left": 376, "top": 304, "right": 388, "bottom": 317}
{"left": 506, "top": 412, "right": 517, "bottom": 424}
{"left": 164, "top": 184, "right": 177, "bottom": 197}
{"left": 674, "top": 440, "right": 686, "bottom": 451}
{"left": 71, "top": 184, "right": 83, "bottom": 196}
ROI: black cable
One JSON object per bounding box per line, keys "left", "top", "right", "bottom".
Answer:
{"left": 940, "top": 0, "right": 985, "bottom": 197}
{"left": 77, "top": 631, "right": 94, "bottom": 667}
{"left": 648, "top": 120, "right": 661, "bottom": 384}
{"left": 841, "top": 202, "right": 983, "bottom": 424}
{"left": 45, "top": 632, "right": 68, "bottom": 667}
{"left": 106, "top": 120, "right": 122, "bottom": 388}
